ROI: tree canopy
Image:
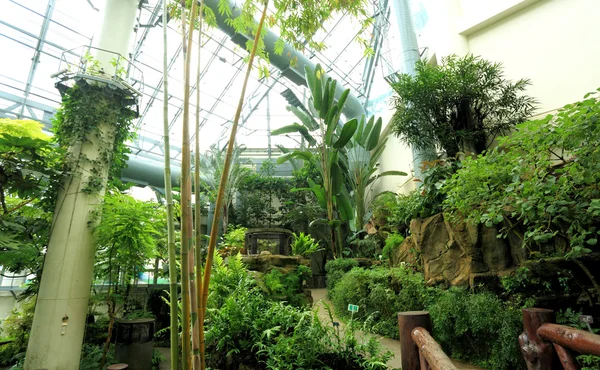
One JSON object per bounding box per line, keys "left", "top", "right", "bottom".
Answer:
{"left": 389, "top": 54, "right": 536, "bottom": 158}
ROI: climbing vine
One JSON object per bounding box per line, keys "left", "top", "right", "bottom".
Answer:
{"left": 52, "top": 81, "right": 137, "bottom": 193}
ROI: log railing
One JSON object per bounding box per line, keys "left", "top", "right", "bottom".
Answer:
{"left": 519, "top": 307, "right": 600, "bottom": 370}
{"left": 398, "top": 311, "right": 458, "bottom": 370}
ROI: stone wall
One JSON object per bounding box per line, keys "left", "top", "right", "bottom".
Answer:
{"left": 391, "top": 213, "right": 528, "bottom": 286}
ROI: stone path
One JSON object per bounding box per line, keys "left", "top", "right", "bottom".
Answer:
{"left": 309, "top": 288, "right": 482, "bottom": 370}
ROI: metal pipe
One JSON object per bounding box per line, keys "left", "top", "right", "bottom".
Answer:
{"left": 390, "top": 0, "right": 437, "bottom": 182}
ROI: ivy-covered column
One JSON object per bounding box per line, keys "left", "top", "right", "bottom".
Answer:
{"left": 25, "top": 1, "right": 138, "bottom": 369}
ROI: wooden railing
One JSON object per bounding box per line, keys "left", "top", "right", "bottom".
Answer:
{"left": 398, "top": 311, "right": 458, "bottom": 370}
{"left": 519, "top": 308, "right": 600, "bottom": 370}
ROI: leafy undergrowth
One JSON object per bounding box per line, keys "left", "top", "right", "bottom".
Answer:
{"left": 329, "top": 264, "right": 525, "bottom": 370}
{"left": 205, "top": 254, "right": 392, "bottom": 370}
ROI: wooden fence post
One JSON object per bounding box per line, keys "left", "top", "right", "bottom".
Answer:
{"left": 519, "top": 308, "right": 557, "bottom": 370}
{"left": 398, "top": 311, "right": 432, "bottom": 370}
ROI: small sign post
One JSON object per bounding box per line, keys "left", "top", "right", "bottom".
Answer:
{"left": 347, "top": 304, "right": 359, "bottom": 322}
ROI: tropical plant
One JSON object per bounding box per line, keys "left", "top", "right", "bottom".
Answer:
{"left": 194, "top": 0, "right": 373, "bottom": 367}
{"left": 273, "top": 64, "right": 358, "bottom": 257}
{"left": 290, "top": 232, "right": 322, "bottom": 257}
{"left": 443, "top": 90, "right": 600, "bottom": 258}
{"left": 93, "top": 191, "right": 163, "bottom": 368}
{"left": 218, "top": 225, "right": 248, "bottom": 256}
{"left": 389, "top": 54, "right": 536, "bottom": 157}
{"left": 347, "top": 116, "right": 406, "bottom": 231}
{"left": 199, "top": 143, "right": 251, "bottom": 232}
{"left": 0, "top": 119, "right": 61, "bottom": 286}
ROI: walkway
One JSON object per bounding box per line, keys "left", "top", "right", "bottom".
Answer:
{"left": 309, "top": 289, "right": 482, "bottom": 370}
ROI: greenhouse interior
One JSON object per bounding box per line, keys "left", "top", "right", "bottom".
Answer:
{"left": 1, "top": 0, "right": 599, "bottom": 369}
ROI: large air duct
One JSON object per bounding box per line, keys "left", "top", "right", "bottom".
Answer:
{"left": 121, "top": 0, "right": 367, "bottom": 188}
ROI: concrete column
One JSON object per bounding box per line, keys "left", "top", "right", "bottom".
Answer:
{"left": 24, "top": 1, "right": 137, "bottom": 369}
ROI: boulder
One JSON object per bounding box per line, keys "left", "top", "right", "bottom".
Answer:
{"left": 390, "top": 236, "right": 419, "bottom": 267}
{"left": 480, "top": 226, "right": 511, "bottom": 271}
{"left": 242, "top": 254, "right": 309, "bottom": 274}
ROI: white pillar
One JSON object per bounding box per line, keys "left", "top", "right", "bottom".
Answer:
{"left": 24, "top": 1, "right": 137, "bottom": 369}
{"left": 93, "top": 0, "right": 139, "bottom": 74}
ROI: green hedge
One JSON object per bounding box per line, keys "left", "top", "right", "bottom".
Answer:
{"left": 325, "top": 258, "right": 359, "bottom": 293}
{"left": 329, "top": 266, "right": 525, "bottom": 370}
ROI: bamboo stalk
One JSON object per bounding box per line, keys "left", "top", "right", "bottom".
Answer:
{"left": 179, "top": 0, "right": 192, "bottom": 368}
{"left": 162, "top": 0, "right": 180, "bottom": 368}
{"left": 198, "top": 1, "right": 270, "bottom": 364}
{"left": 194, "top": 1, "right": 206, "bottom": 369}
{"left": 182, "top": 2, "right": 201, "bottom": 368}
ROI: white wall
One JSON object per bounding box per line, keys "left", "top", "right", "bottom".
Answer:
{"left": 375, "top": 0, "right": 600, "bottom": 195}
{"left": 465, "top": 0, "right": 600, "bottom": 113}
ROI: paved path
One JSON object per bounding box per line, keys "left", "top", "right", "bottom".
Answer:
{"left": 309, "top": 289, "right": 482, "bottom": 370}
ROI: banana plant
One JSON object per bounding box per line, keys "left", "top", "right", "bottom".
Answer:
{"left": 347, "top": 116, "right": 407, "bottom": 231}
{"left": 273, "top": 64, "right": 357, "bottom": 258}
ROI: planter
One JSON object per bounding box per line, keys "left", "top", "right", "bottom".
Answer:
{"left": 113, "top": 318, "right": 155, "bottom": 370}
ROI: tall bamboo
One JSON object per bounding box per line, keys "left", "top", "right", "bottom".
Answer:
{"left": 183, "top": 2, "right": 201, "bottom": 369}
{"left": 162, "top": 0, "right": 179, "bottom": 369}
{"left": 198, "top": 1, "right": 270, "bottom": 365}
{"left": 179, "top": 0, "right": 193, "bottom": 368}
{"left": 193, "top": 1, "right": 206, "bottom": 369}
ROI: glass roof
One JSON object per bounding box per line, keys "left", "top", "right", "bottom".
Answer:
{"left": 0, "top": 0, "right": 427, "bottom": 167}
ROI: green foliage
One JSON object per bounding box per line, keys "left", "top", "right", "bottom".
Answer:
{"left": 52, "top": 82, "right": 136, "bottom": 193}
{"left": 207, "top": 253, "right": 254, "bottom": 309}
{"left": 94, "top": 192, "right": 163, "bottom": 288}
{"left": 263, "top": 265, "right": 312, "bottom": 307}
{"left": 325, "top": 258, "right": 359, "bottom": 292}
{"left": 0, "top": 298, "right": 35, "bottom": 365}
{"left": 291, "top": 232, "right": 322, "bottom": 257}
{"left": 382, "top": 233, "right": 404, "bottom": 260}
{"left": 330, "top": 266, "right": 431, "bottom": 338}
{"left": 199, "top": 143, "right": 251, "bottom": 231}
{"left": 274, "top": 64, "right": 359, "bottom": 256}
{"left": 0, "top": 119, "right": 61, "bottom": 207}
{"left": 233, "top": 165, "right": 300, "bottom": 228}
{"left": 347, "top": 115, "right": 407, "bottom": 231}
{"left": 428, "top": 288, "right": 524, "bottom": 370}
{"left": 347, "top": 235, "right": 382, "bottom": 259}
{"left": 218, "top": 225, "right": 248, "bottom": 256}
{"left": 329, "top": 267, "right": 527, "bottom": 369}
{"left": 390, "top": 54, "right": 536, "bottom": 157}
{"left": 205, "top": 284, "right": 391, "bottom": 370}
{"left": 444, "top": 90, "right": 600, "bottom": 257}
{"left": 371, "top": 161, "right": 456, "bottom": 235}
{"left": 0, "top": 119, "right": 62, "bottom": 290}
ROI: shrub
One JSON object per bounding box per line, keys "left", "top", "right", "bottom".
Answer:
{"left": 330, "top": 266, "right": 432, "bottom": 338}
{"left": 0, "top": 298, "right": 35, "bottom": 366}
{"left": 218, "top": 225, "right": 248, "bottom": 257}
{"left": 205, "top": 285, "right": 391, "bottom": 370}
{"left": 444, "top": 91, "right": 600, "bottom": 257}
{"left": 291, "top": 232, "right": 323, "bottom": 257}
{"left": 329, "top": 266, "right": 526, "bottom": 369}
{"left": 428, "top": 287, "right": 524, "bottom": 370}
{"left": 325, "top": 258, "right": 359, "bottom": 292}
{"left": 382, "top": 233, "right": 405, "bottom": 261}
{"left": 263, "top": 265, "right": 312, "bottom": 307}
